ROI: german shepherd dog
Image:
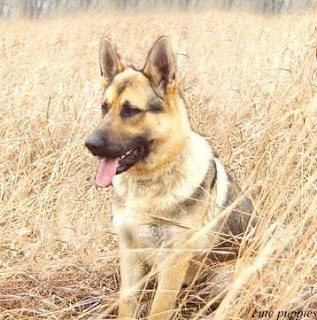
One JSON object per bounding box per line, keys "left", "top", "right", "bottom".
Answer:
{"left": 85, "top": 36, "right": 254, "bottom": 319}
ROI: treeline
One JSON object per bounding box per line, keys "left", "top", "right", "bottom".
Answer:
{"left": 0, "top": 0, "right": 315, "bottom": 18}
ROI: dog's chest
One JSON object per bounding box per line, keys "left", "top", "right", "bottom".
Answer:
{"left": 112, "top": 208, "right": 178, "bottom": 248}
{"left": 134, "top": 223, "right": 171, "bottom": 247}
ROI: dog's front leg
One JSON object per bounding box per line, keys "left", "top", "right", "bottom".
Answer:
{"left": 118, "top": 246, "right": 144, "bottom": 319}
{"left": 149, "top": 256, "right": 189, "bottom": 320}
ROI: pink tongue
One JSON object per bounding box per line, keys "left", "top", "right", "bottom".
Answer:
{"left": 96, "top": 158, "right": 119, "bottom": 187}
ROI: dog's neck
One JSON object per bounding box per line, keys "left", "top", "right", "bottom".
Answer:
{"left": 124, "top": 133, "right": 191, "bottom": 180}
{"left": 163, "top": 154, "right": 185, "bottom": 175}
{"left": 112, "top": 131, "right": 213, "bottom": 207}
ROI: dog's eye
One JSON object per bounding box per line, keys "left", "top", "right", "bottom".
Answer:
{"left": 121, "top": 102, "right": 141, "bottom": 118}
{"left": 101, "top": 102, "right": 109, "bottom": 115}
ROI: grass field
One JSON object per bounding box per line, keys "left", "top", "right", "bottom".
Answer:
{"left": 0, "top": 9, "right": 316, "bottom": 319}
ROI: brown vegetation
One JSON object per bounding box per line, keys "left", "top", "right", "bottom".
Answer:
{"left": 0, "top": 10, "right": 316, "bottom": 319}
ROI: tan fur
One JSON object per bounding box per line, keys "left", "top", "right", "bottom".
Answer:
{"left": 87, "top": 36, "right": 254, "bottom": 319}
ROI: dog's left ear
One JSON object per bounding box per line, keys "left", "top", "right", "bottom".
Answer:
{"left": 143, "top": 36, "right": 176, "bottom": 96}
{"left": 99, "top": 36, "right": 124, "bottom": 83}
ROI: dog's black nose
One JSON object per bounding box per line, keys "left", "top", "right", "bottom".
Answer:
{"left": 85, "top": 132, "right": 105, "bottom": 156}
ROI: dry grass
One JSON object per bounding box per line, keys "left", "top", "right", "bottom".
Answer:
{"left": 0, "top": 9, "right": 316, "bottom": 319}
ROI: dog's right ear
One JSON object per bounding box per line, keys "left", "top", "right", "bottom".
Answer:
{"left": 99, "top": 36, "right": 124, "bottom": 83}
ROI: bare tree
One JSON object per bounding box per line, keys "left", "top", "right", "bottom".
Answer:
{"left": 35, "top": 0, "right": 45, "bottom": 17}
{"left": 80, "top": 0, "right": 93, "bottom": 9}
{"left": 0, "top": 0, "right": 4, "bottom": 15}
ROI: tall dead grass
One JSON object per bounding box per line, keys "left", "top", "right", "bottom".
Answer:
{"left": 0, "top": 9, "right": 316, "bottom": 319}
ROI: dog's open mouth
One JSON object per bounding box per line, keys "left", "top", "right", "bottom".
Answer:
{"left": 96, "top": 143, "right": 150, "bottom": 188}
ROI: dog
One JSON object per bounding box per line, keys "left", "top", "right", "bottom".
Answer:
{"left": 85, "top": 35, "right": 255, "bottom": 320}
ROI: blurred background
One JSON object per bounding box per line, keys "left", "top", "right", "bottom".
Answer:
{"left": 0, "top": 0, "right": 316, "bottom": 18}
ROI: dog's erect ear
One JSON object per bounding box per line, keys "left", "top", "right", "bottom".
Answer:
{"left": 99, "top": 36, "right": 124, "bottom": 83}
{"left": 143, "top": 36, "right": 176, "bottom": 95}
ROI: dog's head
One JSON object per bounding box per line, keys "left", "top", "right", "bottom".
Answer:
{"left": 85, "top": 36, "right": 189, "bottom": 187}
